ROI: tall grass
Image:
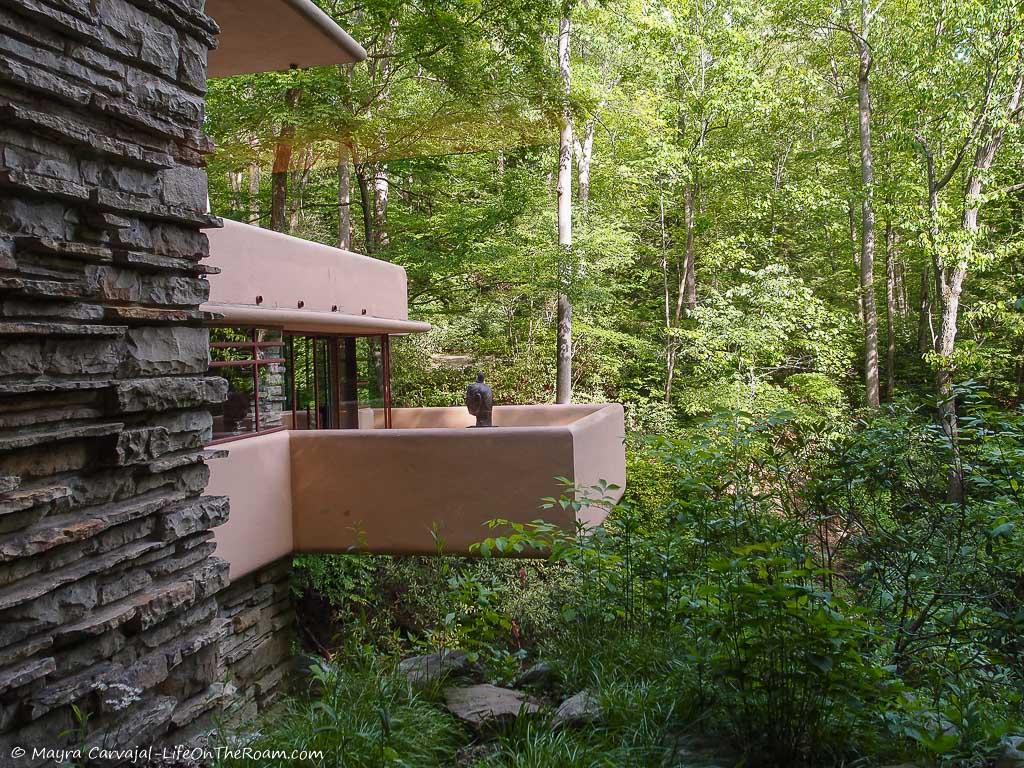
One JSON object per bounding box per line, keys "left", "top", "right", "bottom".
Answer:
{"left": 212, "top": 652, "right": 460, "bottom": 767}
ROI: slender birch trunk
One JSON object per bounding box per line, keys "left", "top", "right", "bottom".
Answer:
{"left": 338, "top": 144, "right": 352, "bottom": 250}
{"left": 853, "top": 6, "right": 880, "bottom": 408}
{"left": 248, "top": 157, "right": 261, "bottom": 227}
{"left": 848, "top": 201, "right": 864, "bottom": 324}
{"left": 935, "top": 66, "right": 1022, "bottom": 440}
{"left": 228, "top": 171, "right": 243, "bottom": 212}
{"left": 555, "top": 10, "right": 574, "bottom": 404}
{"left": 918, "top": 265, "right": 933, "bottom": 354}
{"left": 355, "top": 163, "right": 374, "bottom": 253}
{"left": 921, "top": 49, "right": 1023, "bottom": 500}
{"left": 660, "top": 187, "right": 677, "bottom": 403}
{"left": 885, "top": 222, "right": 898, "bottom": 399}
{"left": 681, "top": 180, "right": 697, "bottom": 313}
{"left": 373, "top": 163, "right": 390, "bottom": 250}
{"left": 288, "top": 146, "right": 313, "bottom": 232}
{"left": 574, "top": 121, "right": 594, "bottom": 208}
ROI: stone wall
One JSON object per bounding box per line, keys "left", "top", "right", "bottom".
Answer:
{"left": 0, "top": 0, "right": 293, "bottom": 760}
{"left": 216, "top": 559, "right": 295, "bottom": 724}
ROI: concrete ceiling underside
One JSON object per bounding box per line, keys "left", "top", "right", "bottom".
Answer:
{"left": 205, "top": 0, "right": 366, "bottom": 78}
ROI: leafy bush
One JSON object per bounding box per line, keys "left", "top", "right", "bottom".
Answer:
{"left": 693, "top": 542, "right": 892, "bottom": 764}
{"left": 669, "top": 265, "right": 857, "bottom": 419}
{"left": 474, "top": 395, "right": 1024, "bottom": 765}
{"left": 477, "top": 501, "right": 891, "bottom": 764}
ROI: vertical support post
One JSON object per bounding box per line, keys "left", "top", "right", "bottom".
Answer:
{"left": 251, "top": 328, "right": 261, "bottom": 432}
{"left": 304, "top": 336, "right": 312, "bottom": 429}
{"left": 311, "top": 337, "right": 320, "bottom": 429}
{"left": 342, "top": 336, "right": 359, "bottom": 428}
{"left": 288, "top": 334, "right": 297, "bottom": 430}
{"left": 381, "top": 334, "right": 393, "bottom": 429}
{"left": 328, "top": 337, "right": 341, "bottom": 429}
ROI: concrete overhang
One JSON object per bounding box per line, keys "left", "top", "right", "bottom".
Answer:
{"left": 203, "top": 304, "right": 431, "bottom": 336}
{"left": 206, "top": 0, "right": 367, "bottom": 78}
{"left": 203, "top": 219, "right": 429, "bottom": 335}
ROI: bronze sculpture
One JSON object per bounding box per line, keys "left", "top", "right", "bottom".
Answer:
{"left": 465, "top": 372, "right": 494, "bottom": 427}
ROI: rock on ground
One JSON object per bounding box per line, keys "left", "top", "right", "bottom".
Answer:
{"left": 398, "top": 649, "right": 470, "bottom": 687}
{"left": 999, "top": 736, "right": 1024, "bottom": 768}
{"left": 512, "top": 661, "right": 556, "bottom": 689}
{"left": 444, "top": 684, "right": 539, "bottom": 729}
{"left": 552, "top": 690, "right": 603, "bottom": 728}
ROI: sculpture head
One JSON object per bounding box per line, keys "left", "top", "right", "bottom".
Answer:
{"left": 465, "top": 372, "right": 494, "bottom": 427}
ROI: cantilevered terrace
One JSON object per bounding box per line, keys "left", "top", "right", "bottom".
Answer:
{"left": 201, "top": 201, "right": 625, "bottom": 580}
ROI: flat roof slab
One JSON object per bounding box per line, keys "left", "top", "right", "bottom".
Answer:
{"left": 206, "top": 0, "right": 366, "bottom": 77}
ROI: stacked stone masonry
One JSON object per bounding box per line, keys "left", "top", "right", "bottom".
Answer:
{"left": 0, "top": 0, "right": 295, "bottom": 761}
{"left": 217, "top": 559, "right": 295, "bottom": 724}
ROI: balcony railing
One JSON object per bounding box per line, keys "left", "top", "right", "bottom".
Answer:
{"left": 208, "top": 404, "right": 626, "bottom": 577}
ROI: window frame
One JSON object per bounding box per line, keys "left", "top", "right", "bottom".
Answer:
{"left": 208, "top": 326, "right": 288, "bottom": 445}
{"left": 206, "top": 326, "right": 394, "bottom": 445}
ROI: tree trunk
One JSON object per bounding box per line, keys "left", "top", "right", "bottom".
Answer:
{"left": 373, "top": 163, "right": 390, "bottom": 251}
{"left": 848, "top": 200, "right": 864, "bottom": 324}
{"left": 933, "top": 60, "right": 1022, "bottom": 499}
{"left": 660, "top": 188, "right": 677, "bottom": 403}
{"left": 574, "top": 121, "right": 594, "bottom": 208}
{"left": 1016, "top": 345, "right": 1024, "bottom": 405}
{"left": 247, "top": 158, "right": 261, "bottom": 227}
{"left": 680, "top": 180, "right": 697, "bottom": 314}
{"left": 228, "top": 171, "right": 243, "bottom": 212}
{"left": 853, "top": 14, "right": 880, "bottom": 408}
{"left": 917, "top": 265, "right": 933, "bottom": 354}
{"left": 895, "top": 253, "right": 908, "bottom": 317}
{"left": 288, "top": 146, "right": 312, "bottom": 232}
{"left": 934, "top": 68, "right": 1023, "bottom": 410}
{"left": 555, "top": 11, "right": 573, "bottom": 404}
{"left": 885, "top": 222, "right": 898, "bottom": 400}
{"left": 338, "top": 145, "right": 352, "bottom": 250}
{"left": 270, "top": 86, "right": 301, "bottom": 232}
{"left": 354, "top": 163, "right": 374, "bottom": 254}
{"left": 287, "top": 168, "right": 301, "bottom": 232}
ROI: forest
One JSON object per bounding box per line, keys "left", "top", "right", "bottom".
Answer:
{"left": 204, "top": 0, "right": 1024, "bottom": 765}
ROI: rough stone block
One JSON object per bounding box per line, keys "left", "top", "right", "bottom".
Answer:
{"left": 157, "top": 496, "right": 228, "bottom": 541}
{"left": 121, "top": 326, "right": 208, "bottom": 376}
{"left": 111, "top": 376, "right": 226, "bottom": 413}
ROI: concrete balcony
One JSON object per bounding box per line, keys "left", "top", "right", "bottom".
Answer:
{"left": 208, "top": 404, "right": 626, "bottom": 578}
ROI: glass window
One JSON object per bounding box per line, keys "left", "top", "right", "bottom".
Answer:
{"left": 285, "top": 334, "right": 390, "bottom": 430}
{"left": 207, "top": 328, "right": 393, "bottom": 441}
{"left": 208, "top": 327, "right": 287, "bottom": 442}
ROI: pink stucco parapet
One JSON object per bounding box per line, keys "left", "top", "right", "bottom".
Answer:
{"left": 206, "top": 429, "right": 295, "bottom": 580}
{"left": 203, "top": 219, "right": 430, "bottom": 334}
{"left": 209, "top": 404, "right": 626, "bottom": 577}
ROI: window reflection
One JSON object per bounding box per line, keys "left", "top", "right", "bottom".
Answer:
{"left": 208, "top": 327, "right": 392, "bottom": 443}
